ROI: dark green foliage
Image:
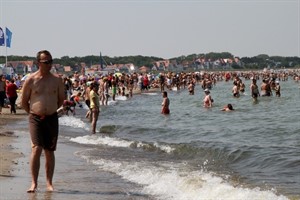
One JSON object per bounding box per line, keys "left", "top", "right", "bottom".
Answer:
{"left": 1, "top": 52, "right": 299, "bottom": 70}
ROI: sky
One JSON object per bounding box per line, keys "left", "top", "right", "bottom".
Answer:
{"left": 0, "top": 0, "right": 299, "bottom": 59}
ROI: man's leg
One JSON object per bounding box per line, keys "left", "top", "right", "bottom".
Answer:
{"left": 44, "top": 150, "right": 55, "bottom": 191}
{"left": 27, "top": 146, "right": 42, "bottom": 192}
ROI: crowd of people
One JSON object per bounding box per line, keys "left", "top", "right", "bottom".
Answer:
{"left": 59, "top": 68, "right": 299, "bottom": 108}
{"left": 1, "top": 66, "right": 300, "bottom": 117}
{"left": 46, "top": 67, "right": 300, "bottom": 124}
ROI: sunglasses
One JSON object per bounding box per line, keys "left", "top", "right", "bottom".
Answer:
{"left": 39, "top": 59, "right": 53, "bottom": 64}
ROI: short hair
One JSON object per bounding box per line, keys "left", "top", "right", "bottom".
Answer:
{"left": 90, "top": 82, "right": 99, "bottom": 90}
{"left": 163, "top": 91, "right": 168, "bottom": 96}
{"left": 36, "top": 50, "right": 52, "bottom": 61}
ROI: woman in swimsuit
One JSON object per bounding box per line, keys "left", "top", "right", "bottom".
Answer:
{"left": 161, "top": 91, "right": 170, "bottom": 114}
{"left": 203, "top": 89, "right": 213, "bottom": 108}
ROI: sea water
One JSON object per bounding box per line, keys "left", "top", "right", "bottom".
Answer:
{"left": 8, "top": 78, "right": 300, "bottom": 200}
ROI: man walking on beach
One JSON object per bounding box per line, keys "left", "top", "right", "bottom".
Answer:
{"left": 21, "top": 50, "right": 65, "bottom": 192}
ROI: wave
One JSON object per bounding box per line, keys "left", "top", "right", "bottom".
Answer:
{"left": 59, "top": 115, "right": 90, "bottom": 131}
{"left": 69, "top": 135, "right": 248, "bottom": 164}
{"left": 115, "top": 96, "right": 128, "bottom": 101}
{"left": 142, "top": 92, "right": 159, "bottom": 96}
{"left": 69, "top": 135, "right": 175, "bottom": 153}
{"left": 75, "top": 154, "right": 289, "bottom": 200}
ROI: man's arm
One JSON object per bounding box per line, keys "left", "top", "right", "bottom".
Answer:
{"left": 21, "top": 78, "right": 31, "bottom": 113}
{"left": 57, "top": 77, "right": 65, "bottom": 108}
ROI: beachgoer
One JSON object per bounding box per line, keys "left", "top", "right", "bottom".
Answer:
{"left": 89, "top": 83, "right": 100, "bottom": 134}
{"left": 111, "top": 76, "right": 117, "bottom": 101}
{"left": 103, "top": 77, "right": 110, "bottom": 105}
{"left": 159, "top": 73, "right": 165, "bottom": 92}
{"left": 71, "top": 92, "right": 82, "bottom": 105}
{"left": 232, "top": 81, "right": 240, "bottom": 97}
{"left": 143, "top": 74, "right": 149, "bottom": 91}
{"left": 261, "top": 79, "right": 272, "bottom": 96}
{"left": 250, "top": 78, "right": 260, "bottom": 101}
{"left": 121, "top": 86, "right": 126, "bottom": 96}
{"left": 84, "top": 83, "right": 92, "bottom": 120}
{"left": 161, "top": 91, "right": 170, "bottom": 114}
{"left": 138, "top": 73, "right": 143, "bottom": 92}
{"left": 6, "top": 79, "right": 18, "bottom": 114}
{"left": 21, "top": 50, "right": 65, "bottom": 192}
{"left": 188, "top": 81, "right": 195, "bottom": 95}
{"left": 203, "top": 88, "right": 213, "bottom": 108}
{"left": 60, "top": 99, "right": 76, "bottom": 116}
{"left": 0, "top": 75, "right": 7, "bottom": 114}
{"left": 239, "top": 81, "right": 245, "bottom": 94}
{"left": 221, "top": 104, "right": 234, "bottom": 111}
{"left": 98, "top": 77, "right": 109, "bottom": 105}
{"left": 127, "top": 76, "right": 134, "bottom": 97}
{"left": 274, "top": 80, "right": 281, "bottom": 97}
{"left": 63, "top": 76, "right": 72, "bottom": 99}
{"left": 98, "top": 77, "right": 105, "bottom": 104}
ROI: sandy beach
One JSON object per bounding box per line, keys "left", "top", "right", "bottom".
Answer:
{"left": 0, "top": 108, "right": 27, "bottom": 180}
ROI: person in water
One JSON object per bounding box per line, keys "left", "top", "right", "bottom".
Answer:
{"left": 261, "top": 78, "right": 272, "bottom": 96}
{"left": 161, "top": 91, "right": 170, "bottom": 114}
{"left": 274, "top": 80, "right": 281, "bottom": 97}
{"left": 90, "top": 83, "right": 100, "bottom": 134}
{"left": 203, "top": 89, "right": 213, "bottom": 108}
{"left": 250, "top": 78, "right": 260, "bottom": 101}
{"left": 221, "top": 104, "right": 234, "bottom": 111}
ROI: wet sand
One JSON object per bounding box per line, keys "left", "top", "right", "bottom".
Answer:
{"left": 0, "top": 108, "right": 27, "bottom": 180}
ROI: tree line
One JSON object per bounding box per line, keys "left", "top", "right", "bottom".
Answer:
{"left": 1, "top": 52, "right": 299, "bottom": 69}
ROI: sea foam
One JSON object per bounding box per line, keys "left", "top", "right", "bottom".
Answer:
{"left": 59, "top": 115, "right": 90, "bottom": 131}
{"left": 82, "top": 157, "right": 289, "bottom": 200}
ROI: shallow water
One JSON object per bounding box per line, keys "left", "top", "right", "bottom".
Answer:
{"left": 6, "top": 78, "right": 300, "bottom": 200}
{"left": 66, "top": 79, "right": 299, "bottom": 200}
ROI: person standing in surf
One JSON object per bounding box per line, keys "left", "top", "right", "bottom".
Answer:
{"left": 89, "top": 82, "right": 100, "bottom": 134}
{"left": 161, "top": 91, "right": 170, "bottom": 115}
{"left": 261, "top": 79, "right": 272, "bottom": 96}
{"left": 250, "top": 78, "right": 260, "bottom": 101}
{"left": 274, "top": 80, "right": 281, "bottom": 97}
{"left": 203, "top": 89, "right": 213, "bottom": 108}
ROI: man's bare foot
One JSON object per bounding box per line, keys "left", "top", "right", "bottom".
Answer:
{"left": 47, "top": 185, "right": 54, "bottom": 192}
{"left": 27, "top": 186, "right": 37, "bottom": 193}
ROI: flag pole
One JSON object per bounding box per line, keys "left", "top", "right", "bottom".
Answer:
{"left": 4, "top": 26, "right": 7, "bottom": 68}
{"left": 5, "top": 36, "right": 7, "bottom": 68}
